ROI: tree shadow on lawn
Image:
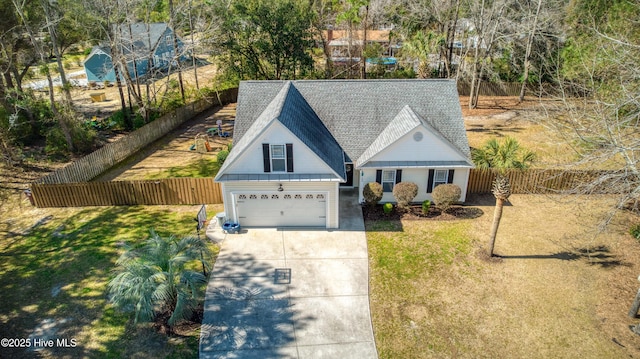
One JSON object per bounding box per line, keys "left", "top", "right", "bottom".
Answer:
{"left": 496, "top": 245, "right": 628, "bottom": 268}
{"left": 0, "top": 206, "right": 204, "bottom": 358}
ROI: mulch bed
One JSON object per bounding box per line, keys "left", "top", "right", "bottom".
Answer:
{"left": 362, "top": 204, "right": 484, "bottom": 221}
{"left": 153, "top": 304, "right": 204, "bottom": 336}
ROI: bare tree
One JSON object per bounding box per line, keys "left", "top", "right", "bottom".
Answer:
{"left": 467, "top": 0, "right": 508, "bottom": 109}
{"left": 11, "top": 0, "right": 76, "bottom": 152}
{"left": 547, "top": 1, "right": 639, "bottom": 224}
{"left": 168, "top": 0, "right": 185, "bottom": 101}
{"left": 41, "top": 0, "right": 73, "bottom": 104}
{"left": 518, "top": 0, "right": 542, "bottom": 102}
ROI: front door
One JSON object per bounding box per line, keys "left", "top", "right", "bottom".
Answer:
{"left": 341, "top": 163, "right": 354, "bottom": 187}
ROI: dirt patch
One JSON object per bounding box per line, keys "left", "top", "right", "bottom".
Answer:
{"left": 153, "top": 304, "right": 204, "bottom": 337}
{"left": 461, "top": 96, "right": 577, "bottom": 166}
{"left": 94, "top": 103, "right": 236, "bottom": 181}
{"left": 71, "top": 64, "right": 219, "bottom": 120}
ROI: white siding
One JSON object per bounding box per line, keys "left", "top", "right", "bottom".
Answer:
{"left": 222, "top": 181, "right": 339, "bottom": 228}
{"left": 369, "top": 127, "right": 469, "bottom": 163}
{"left": 358, "top": 167, "right": 469, "bottom": 204}
{"left": 225, "top": 122, "right": 338, "bottom": 175}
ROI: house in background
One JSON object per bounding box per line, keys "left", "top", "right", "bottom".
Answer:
{"left": 214, "top": 80, "right": 474, "bottom": 229}
{"left": 83, "top": 23, "right": 186, "bottom": 83}
{"left": 323, "top": 29, "right": 401, "bottom": 68}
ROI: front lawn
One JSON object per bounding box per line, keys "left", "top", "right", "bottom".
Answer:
{"left": 0, "top": 196, "right": 221, "bottom": 358}
{"left": 367, "top": 195, "right": 640, "bottom": 358}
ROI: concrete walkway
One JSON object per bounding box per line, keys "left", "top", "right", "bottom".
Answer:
{"left": 200, "top": 189, "right": 377, "bottom": 358}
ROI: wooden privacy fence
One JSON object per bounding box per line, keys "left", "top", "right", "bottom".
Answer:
{"left": 456, "top": 81, "right": 557, "bottom": 97}
{"left": 31, "top": 178, "right": 223, "bottom": 208}
{"left": 30, "top": 169, "right": 622, "bottom": 208}
{"left": 35, "top": 87, "right": 239, "bottom": 184}
{"left": 467, "top": 169, "right": 622, "bottom": 194}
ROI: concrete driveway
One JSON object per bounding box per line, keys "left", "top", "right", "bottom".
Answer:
{"left": 200, "top": 190, "right": 377, "bottom": 358}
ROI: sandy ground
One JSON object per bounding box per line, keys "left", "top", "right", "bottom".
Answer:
{"left": 68, "top": 64, "right": 219, "bottom": 120}
{"left": 94, "top": 103, "right": 236, "bottom": 181}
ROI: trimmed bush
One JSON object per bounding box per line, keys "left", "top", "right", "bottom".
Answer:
{"left": 392, "top": 182, "right": 418, "bottom": 210}
{"left": 383, "top": 203, "right": 393, "bottom": 214}
{"left": 422, "top": 200, "right": 431, "bottom": 215}
{"left": 363, "top": 182, "right": 383, "bottom": 206}
{"left": 216, "top": 150, "right": 229, "bottom": 165}
{"left": 432, "top": 184, "right": 462, "bottom": 212}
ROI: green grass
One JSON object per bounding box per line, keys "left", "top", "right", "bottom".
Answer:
{"left": 145, "top": 158, "right": 221, "bottom": 180}
{"left": 367, "top": 220, "right": 479, "bottom": 358}
{"left": 0, "top": 205, "right": 219, "bottom": 358}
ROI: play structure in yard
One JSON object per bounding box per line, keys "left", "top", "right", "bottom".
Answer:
{"left": 207, "top": 126, "right": 230, "bottom": 137}
{"left": 190, "top": 133, "right": 212, "bottom": 152}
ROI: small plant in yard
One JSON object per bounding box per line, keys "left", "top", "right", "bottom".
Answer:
{"left": 108, "top": 230, "right": 213, "bottom": 334}
{"left": 392, "top": 182, "right": 418, "bottom": 210}
{"left": 217, "top": 150, "right": 229, "bottom": 165}
{"left": 631, "top": 224, "right": 640, "bottom": 241}
{"left": 363, "top": 182, "right": 383, "bottom": 206}
{"left": 422, "top": 200, "right": 431, "bottom": 215}
{"left": 383, "top": 202, "right": 393, "bottom": 214}
{"left": 432, "top": 184, "right": 461, "bottom": 212}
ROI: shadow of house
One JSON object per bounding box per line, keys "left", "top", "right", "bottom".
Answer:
{"left": 83, "top": 23, "right": 188, "bottom": 84}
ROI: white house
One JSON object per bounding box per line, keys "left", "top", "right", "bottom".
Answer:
{"left": 214, "top": 80, "right": 474, "bottom": 229}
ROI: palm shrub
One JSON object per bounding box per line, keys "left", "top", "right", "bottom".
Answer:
{"left": 432, "top": 184, "right": 461, "bottom": 212}
{"left": 108, "top": 230, "right": 213, "bottom": 332}
{"left": 363, "top": 182, "right": 383, "bottom": 206}
{"left": 392, "top": 182, "right": 418, "bottom": 210}
{"left": 630, "top": 224, "right": 640, "bottom": 241}
{"left": 472, "top": 137, "right": 535, "bottom": 256}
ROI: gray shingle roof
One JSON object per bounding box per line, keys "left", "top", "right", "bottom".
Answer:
{"left": 232, "top": 80, "right": 471, "bottom": 168}
{"left": 216, "top": 82, "right": 346, "bottom": 181}
{"left": 117, "top": 23, "right": 170, "bottom": 53}
{"left": 277, "top": 83, "right": 346, "bottom": 178}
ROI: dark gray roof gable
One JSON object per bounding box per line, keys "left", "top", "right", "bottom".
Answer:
{"left": 278, "top": 83, "right": 346, "bottom": 179}
{"left": 233, "top": 80, "right": 471, "bottom": 166}
{"left": 215, "top": 82, "right": 346, "bottom": 181}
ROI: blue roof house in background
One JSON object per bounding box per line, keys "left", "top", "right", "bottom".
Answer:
{"left": 83, "top": 23, "right": 187, "bottom": 83}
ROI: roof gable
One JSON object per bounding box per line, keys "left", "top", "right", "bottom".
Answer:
{"left": 277, "top": 83, "right": 345, "bottom": 177}
{"left": 357, "top": 105, "right": 473, "bottom": 167}
{"left": 215, "top": 82, "right": 345, "bottom": 181}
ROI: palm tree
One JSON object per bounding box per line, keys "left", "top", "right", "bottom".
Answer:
{"left": 108, "top": 230, "right": 213, "bottom": 332}
{"left": 472, "top": 137, "right": 536, "bottom": 256}
{"left": 402, "top": 31, "right": 441, "bottom": 79}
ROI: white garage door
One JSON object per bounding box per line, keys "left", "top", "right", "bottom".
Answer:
{"left": 234, "top": 192, "right": 327, "bottom": 227}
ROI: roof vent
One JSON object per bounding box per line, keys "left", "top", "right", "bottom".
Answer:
{"left": 413, "top": 131, "right": 423, "bottom": 142}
